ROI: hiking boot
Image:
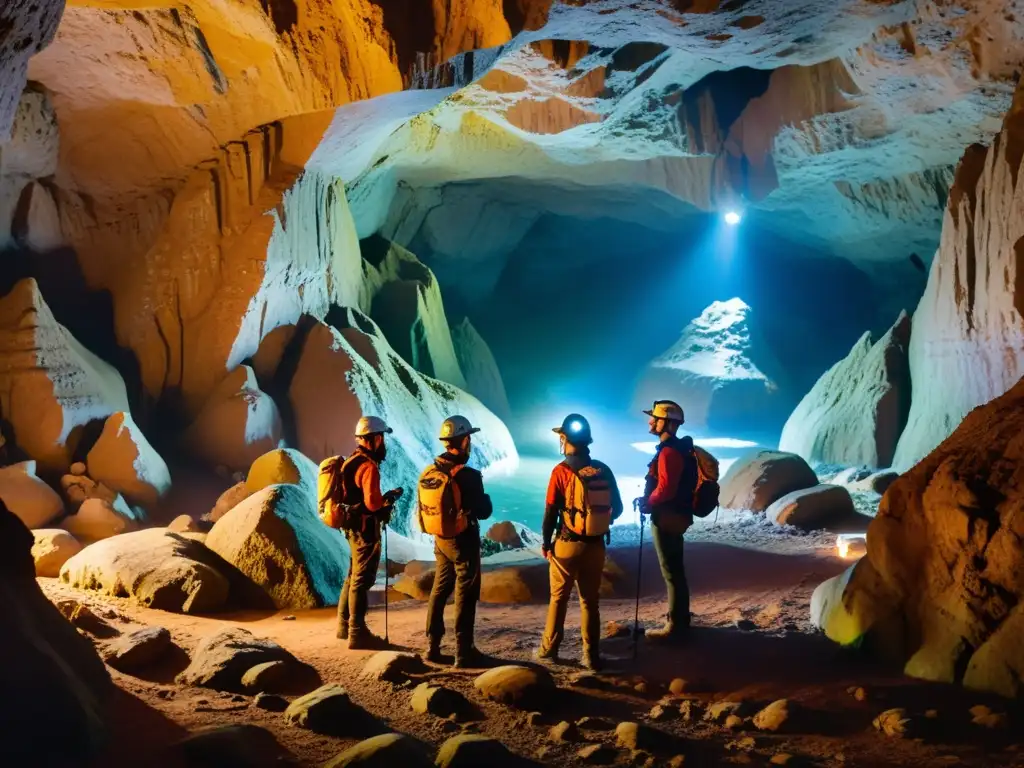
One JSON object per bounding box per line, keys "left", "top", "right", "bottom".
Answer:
{"left": 581, "top": 653, "right": 603, "bottom": 672}
{"left": 645, "top": 624, "right": 689, "bottom": 645}
{"left": 454, "top": 647, "right": 487, "bottom": 669}
{"left": 336, "top": 625, "right": 348, "bottom": 641}
{"left": 348, "top": 628, "right": 390, "bottom": 651}
{"left": 535, "top": 646, "right": 558, "bottom": 663}
{"left": 425, "top": 640, "right": 443, "bottom": 664}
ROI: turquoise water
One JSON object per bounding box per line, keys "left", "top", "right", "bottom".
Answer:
{"left": 484, "top": 436, "right": 767, "bottom": 532}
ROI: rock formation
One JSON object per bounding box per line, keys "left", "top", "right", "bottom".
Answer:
{"left": 893, "top": 80, "right": 1024, "bottom": 470}
{"left": 0, "top": 459, "right": 63, "bottom": 527}
{"left": 812, "top": 376, "right": 1024, "bottom": 698}
{"left": 0, "top": 499, "right": 111, "bottom": 764}
{"left": 359, "top": 235, "right": 466, "bottom": 390}
{"left": 0, "top": 279, "right": 129, "bottom": 473}
{"left": 85, "top": 411, "right": 170, "bottom": 510}
{"left": 719, "top": 450, "right": 818, "bottom": 513}
{"left": 634, "top": 299, "right": 781, "bottom": 432}
{"left": 182, "top": 365, "right": 283, "bottom": 473}
{"left": 0, "top": 2, "right": 63, "bottom": 140}
{"left": 779, "top": 312, "right": 911, "bottom": 469}
{"left": 205, "top": 483, "right": 348, "bottom": 610}
{"left": 451, "top": 317, "right": 512, "bottom": 421}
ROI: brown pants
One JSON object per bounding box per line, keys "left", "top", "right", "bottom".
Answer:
{"left": 540, "top": 538, "right": 605, "bottom": 659}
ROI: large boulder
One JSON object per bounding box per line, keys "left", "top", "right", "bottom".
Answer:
{"left": 0, "top": 278, "right": 129, "bottom": 473}
{"left": 325, "top": 733, "right": 432, "bottom": 768}
{"left": 0, "top": 499, "right": 111, "bottom": 764}
{"left": 31, "top": 528, "right": 83, "bottom": 577}
{"left": 251, "top": 310, "right": 517, "bottom": 536}
{"left": 176, "top": 627, "right": 301, "bottom": 692}
{"left": 779, "top": 312, "right": 911, "bottom": 468}
{"left": 765, "top": 484, "right": 866, "bottom": 532}
{"left": 813, "top": 376, "right": 1024, "bottom": 697}
{"left": 204, "top": 483, "right": 347, "bottom": 609}
{"left": 719, "top": 450, "right": 818, "bottom": 512}
{"left": 0, "top": 460, "right": 63, "bottom": 528}
{"left": 59, "top": 529, "right": 230, "bottom": 613}
{"left": 207, "top": 481, "right": 253, "bottom": 523}
{"left": 62, "top": 496, "right": 140, "bottom": 542}
{"left": 632, "top": 298, "right": 783, "bottom": 432}
{"left": 474, "top": 665, "right": 555, "bottom": 708}
{"left": 892, "top": 82, "right": 1024, "bottom": 471}
{"left": 182, "top": 366, "right": 283, "bottom": 474}
{"left": 85, "top": 412, "right": 171, "bottom": 509}
{"left": 245, "top": 447, "right": 318, "bottom": 498}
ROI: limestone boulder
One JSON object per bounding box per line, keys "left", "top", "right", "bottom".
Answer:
{"left": 633, "top": 299, "right": 784, "bottom": 432}
{"left": 436, "top": 735, "right": 520, "bottom": 768}
{"left": 245, "top": 447, "right": 318, "bottom": 499}
{"left": 284, "top": 684, "right": 380, "bottom": 737}
{"left": 86, "top": 412, "right": 171, "bottom": 509}
{"left": 719, "top": 450, "right": 819, "bottom": 512}
{"left": 848, "top": 470, "right": 899, "bottom": 495}
{"left": 205, "top": 483, "right": 347, "bottom": 610}
{"left": 207, "top": 481, "right": 252, "bottom": 523}
{"left": 325, "top": 733, "right": 432, "bottom": 768}
{"left": 451, "top": 317, "right": 512, "bottom": 420}
{"left": 814, "top": 377, "right": 1024, "bottom": 696}
{"left": 481, "top": 564, "right": 544, "bottom": 604}
{"left": 0, "top": 499, "right": 111, "bottom": 764}
{"left": 31, "top": 528, "right": 82, "bottom": 577}
{"left": 182, "top": 366, "right": 283, "bottom": 474}
{"left": 11, "top": 180, "right": 64, "bottom": 251}
{"left": 103, "top": 626, "right": 173, "bottom": 672}
{"left": 173, "top": 724, "right": 293, "bottom": 767}
{"left": 60, "top": 529, "right": 230, "bottom": 614}
{"left": 779, "top": 312, "right": 911, "bottom": 469}
{"left": 62, "top": 497, "right": 140, "bottom": 542}
{"left": 60, "top": 472, "right": 119, "bottom": 511}
{"left": 474, "top": 665, "right": 555, "bottom": 708}
{"left": 486, "top": 520, "right": 524, "bottom": 549}
{"left": 0, "top": 460, "right": 63, "bottom": 528}
{"left": 0, "top": 278, "right": 129, "bottom": 473}
{"left": 176, "top": 627, "right": 301, "bottom": 692}
{"left": 765, "top": 484, "right": 864, "bottom": 532}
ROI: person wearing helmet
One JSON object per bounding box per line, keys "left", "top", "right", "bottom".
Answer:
{"left": 537, "top": 413, "right": 623, "bottom": 670}
{"left": 419, "top": 415, "right": 493, "bottom": 668}
{"left": 337, "top": 415, "right": 404, "bottom": 650}
{"left": 638, "top": 400, "right": 699, "bottom": 643}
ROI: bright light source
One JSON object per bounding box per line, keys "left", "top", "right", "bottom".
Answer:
{"left": 570, "top": 420, "right": 583, "bottom": 432}
{"left": 724, "top": 210, "right": 742, "bottom": 226}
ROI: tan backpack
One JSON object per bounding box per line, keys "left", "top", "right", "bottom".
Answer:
{"left": 562, "top": 462, "right": 614, "bottom": 537}
{"left": 417, "top": 463, "right": 469, "bottom": 537}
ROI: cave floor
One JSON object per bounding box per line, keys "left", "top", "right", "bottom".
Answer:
{"left": 43, "top": 536, "right": 1023, "bottom": 768}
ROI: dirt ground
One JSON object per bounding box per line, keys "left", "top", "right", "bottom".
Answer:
{"left": 42, "top": 522, "right": 1024, "bottom": 768}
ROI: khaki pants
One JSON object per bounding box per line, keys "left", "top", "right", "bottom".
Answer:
{"left": 540, "top": 538, "right": 605, "bottom": 659}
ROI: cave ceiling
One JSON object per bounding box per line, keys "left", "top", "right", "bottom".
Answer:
{"left": 15, "top": 0, "right": 1024, "bottom": 298}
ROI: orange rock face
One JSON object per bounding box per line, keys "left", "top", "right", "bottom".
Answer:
{"left": 865, "top": 375, "right": 1024, "bottom": 697}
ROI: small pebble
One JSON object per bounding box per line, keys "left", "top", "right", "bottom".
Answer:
{"left": 283, "top": 615, "right": 296, "bottom": 621}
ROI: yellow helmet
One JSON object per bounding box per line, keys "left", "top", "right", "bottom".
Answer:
{"left": 643, "top": 400, "right": 684, "bottom": 422}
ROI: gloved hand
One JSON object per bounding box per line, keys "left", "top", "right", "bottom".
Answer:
{"left": 383, "top": 487, "right": 404, "bottom": 505}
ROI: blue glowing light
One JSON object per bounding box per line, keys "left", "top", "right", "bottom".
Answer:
{"left": 724, "top": 210, "right": 742, "bottom": 226}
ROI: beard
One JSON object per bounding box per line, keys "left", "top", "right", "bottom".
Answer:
{"left": 373, "top": 442, "right": 387, "bottom": 463}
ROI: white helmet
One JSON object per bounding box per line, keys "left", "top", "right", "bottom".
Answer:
{"left": 439, "top": 415, "right": 480, "bottom": 441}
{"left": 355, "top": 415, "right": 393, "bottom": 437}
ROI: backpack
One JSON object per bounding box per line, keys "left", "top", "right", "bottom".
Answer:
{"left": 317, "top": 454, "right": 367, "bottom": 531}
{"left": 691, "top": 446, "right": 720, "bottom": 519}
{"left": 418, "top": 462, "right": 469, "bottom": 538}
{"left": 562, "top": 461, "right": 614, "bottom": 537}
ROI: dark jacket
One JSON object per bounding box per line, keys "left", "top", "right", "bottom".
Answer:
{"left": 542, "top": 449, "right": 624, "bottom": 549}
{"left": 435, "top": 451, "right": 493, "bottom": 527}
{"left": 643, "top": 435, "right": 698, "bottom": 515}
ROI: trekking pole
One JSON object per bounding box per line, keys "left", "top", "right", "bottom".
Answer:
{"left": 633, "top": 498, "right": 644, "bottom": 659}
{"left": 383, "top": 523, "right": 390, "bottom": 644}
